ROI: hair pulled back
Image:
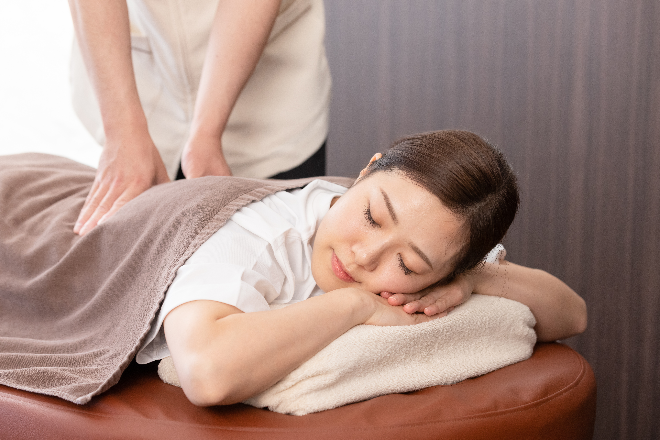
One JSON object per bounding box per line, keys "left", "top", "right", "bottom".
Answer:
{"left": 362, "top": 130, "right": 519, "bottom": 281}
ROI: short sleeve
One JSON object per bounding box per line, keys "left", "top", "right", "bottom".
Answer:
{"left": 483, "top": 244, "right": 507, "bottom": 264}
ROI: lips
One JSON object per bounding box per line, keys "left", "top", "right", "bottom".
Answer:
{"left": 331, "top": 252, "right": 355, "bottom": 283}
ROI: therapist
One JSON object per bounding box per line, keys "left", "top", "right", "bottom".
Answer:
{"left": 68, "top": 0, "right": 331, "bottom": 235}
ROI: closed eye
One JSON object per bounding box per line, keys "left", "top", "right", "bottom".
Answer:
{"left": 398, "top": 254, "right": 413, "bottom": 275}
{"left": 364, "top": 204, "right": 380, "bottom": 228}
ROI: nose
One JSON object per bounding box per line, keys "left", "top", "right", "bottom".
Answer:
{"left": 352, "top": 240, "right": 385, "bottom": 272}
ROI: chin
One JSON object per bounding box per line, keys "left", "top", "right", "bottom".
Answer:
{"left": 318, "top": 276, "right": 348, "bottom": 294}
{"left": 314, "top": 268, "right": 354, "bottom": 294}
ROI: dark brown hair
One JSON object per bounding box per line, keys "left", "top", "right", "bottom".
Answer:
{"left": 362, "top": 130, "right": 519, "bottom": 281}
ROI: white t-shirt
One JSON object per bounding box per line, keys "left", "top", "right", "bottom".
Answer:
{"left": 135, "top": 180, "right": 507, "bottom": 364}
{"left": 136, "top": 179, "right": 347, "bottom": 363}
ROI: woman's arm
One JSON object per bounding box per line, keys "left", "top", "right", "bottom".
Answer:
{"left": 163, "top": 288, "right": 434, "bottom": 406}
{"left": 471, "top": 261, "right": 587, "bottom": 341}
{"left": 68, "top": 0, "right": 169, "bottom": 235}
{"left": 383, "top": 261, "right": 587, "bottom": 342}
{"left": 180, "top": 0, "right": 282, "bottom": 178}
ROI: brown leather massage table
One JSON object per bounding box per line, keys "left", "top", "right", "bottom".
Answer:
{"left": 0, "top": 342, "right": 596, "bottom": 440}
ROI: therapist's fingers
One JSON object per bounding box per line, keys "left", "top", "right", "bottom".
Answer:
{"left": 96, "top": 185, "right": 144, "bottom": 226}
{"left": 77, "top": 182, "right": 126, "bottom": 236}
{"left": 75, "top": 139, "right": 170, "bottom": 236}
{"left": 74, "top": 179, "right": 106, "bottom": 234}
{"left": 77, "top": 168, "right": 170, "bottom": 236}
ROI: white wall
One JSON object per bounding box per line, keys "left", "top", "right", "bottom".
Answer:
{"left": 0, "top": 1, "right": 100, "bottom": 167}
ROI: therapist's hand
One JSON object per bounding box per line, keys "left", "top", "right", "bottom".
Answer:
{"left": 74, "top": 131, "right": 170, "bottom": 236}
{"left": 69, "top": 0, "right": 171, "bottom": 236}
{"left": 380, "top": 273, "right": 474, "bottom": 317}
{"left": 178, "top": 0, "right": 280, "bottom": 181}
{"left": 180, "top": 133, "right": 233, "bottom": 178}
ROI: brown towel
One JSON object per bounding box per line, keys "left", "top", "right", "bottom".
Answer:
{"left": 0, "top": 153, "right": 352, "bottom": 404}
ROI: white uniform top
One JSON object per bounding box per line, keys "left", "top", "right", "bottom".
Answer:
{"left": 70, "top": 0, "right": 331, "bottom": 179}
{"left": 136, "top": 179, "right": 348, "bottom": 363}
{"left": 135, "top": 179, "right": 507, "bottom": 364}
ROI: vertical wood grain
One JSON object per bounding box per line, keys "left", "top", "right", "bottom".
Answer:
{"left": 325, "top": 1, "right": 660, "bottom": 438}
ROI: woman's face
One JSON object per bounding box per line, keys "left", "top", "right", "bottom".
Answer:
{"left": 311, "top": 171, "right": 466, "bottom": 294}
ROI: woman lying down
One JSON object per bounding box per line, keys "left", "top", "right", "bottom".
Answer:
{"left": 0, "top": 130, "right": 586, "bottom": 410}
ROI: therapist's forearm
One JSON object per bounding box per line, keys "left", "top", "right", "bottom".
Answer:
{"left": 68, "top": 0, "right": 149, "bottom": 139}
{"left": 472, "top": 261, "right": 588, "bottom": 342}
{"left": 189, "top": 0, "right": 281, "bottom": 139}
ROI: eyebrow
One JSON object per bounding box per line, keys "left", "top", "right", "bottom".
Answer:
{"left": 380, "top": 188, "right": 434, "bottom": 270}
{"left": 411, "top": 243, "right": 434, "bottom": 270}
{"left": 380, "top": 189, "right": 398, "bottom": 224}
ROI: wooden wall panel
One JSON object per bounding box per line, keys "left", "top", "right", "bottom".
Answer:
{"left": 324, "top": 1, "right": 660, "bottom": 439}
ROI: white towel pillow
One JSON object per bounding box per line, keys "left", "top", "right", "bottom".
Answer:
{"left": 158, "top": 294, "right": 536, "bottom": 415}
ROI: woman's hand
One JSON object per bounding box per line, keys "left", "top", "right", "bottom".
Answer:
{"left": 182, "top": 0, "right": 281, "bottom": 179}
{"left": 180, "top": 134, "right": 233, "bottom": 178}
{"left": 382, "top": 261, "right": 587, "bottom": 341}
{"left": 382, "top": 260, "right": 588, "bottom": 341}
{"left": 380, "top": 274, "right": 474, "bottom": 317}
{"left": 75, "top": 131, "right": 170, "bottom": 235}
{"left": 362, "top": 291, "right": 442, "bottom": 326}
{"left": 69, "top": 0, "right": 171, "bottom": 235}
{"left": 164, "top": 287, "right": 436, "bottom": 406}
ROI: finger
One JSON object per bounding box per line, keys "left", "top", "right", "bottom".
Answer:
{"left": 403, "top": 292, "right": 449, "bottom": 315}
{"left": 78, "top": 208, "right": 107, "bottom": 236}
{"left": 427, "top": 290, "right": 467, "bottom": 316}
{"left": 423, "top": 303, "right": 442, "bottom": 316}
{"left": 97, "top": 187, "right": 142, "bottom": 225}
{"left": 419, "top": 301, "right": 452, "bottom": 317}
{"left": 379, "top": 292, "right": 393, "bottom": 299}
{"left": 74, "top": 181, "right": 107, "bottom": 234}
{"left": 425, "top": 306, "right": 454, "bottom": 317}
{"left": 402, "top": 301, "right": 424, "bottom": 314}
{"left": 386, "top": 292, "right": 423, "bottom": 306}
{"left": 78, "top": 184, "right": 126, "bottom": 235}
{"left": 74, "top": 179, "right": 101, "bottom": 232}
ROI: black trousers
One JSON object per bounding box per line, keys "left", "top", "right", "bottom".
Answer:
{"left": 175, "top": 141, "right": 326, "bottom": 181}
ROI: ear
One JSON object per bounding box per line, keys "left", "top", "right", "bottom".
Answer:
{"left": 358, "top": 153, "right": 383, "bottom": 178}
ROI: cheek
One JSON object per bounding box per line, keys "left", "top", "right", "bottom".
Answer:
{"left": 362, "top": 269, "right": 429, "bottom": 294}
{"left": 327, "top": 215, "right": 367, "bottom": 253}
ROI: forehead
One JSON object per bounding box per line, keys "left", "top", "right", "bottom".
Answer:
{"left": 355, "top": 171, "right": 451, "bottom": 216}
{"left": 355, "top": 171, "right": 466, "bottom": 271}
